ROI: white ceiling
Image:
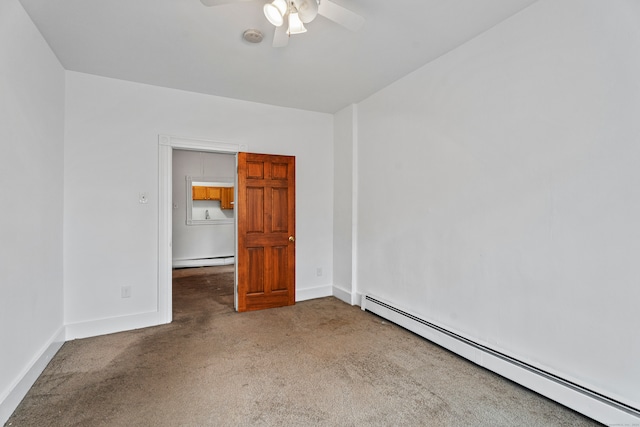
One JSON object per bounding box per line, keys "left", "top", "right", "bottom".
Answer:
{"left": 19, "top": 0, "right": 538, "bottom": 113}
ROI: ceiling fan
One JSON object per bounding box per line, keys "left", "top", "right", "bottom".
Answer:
{"left": 200, "top": 0, "right": 365, "bottom": 47}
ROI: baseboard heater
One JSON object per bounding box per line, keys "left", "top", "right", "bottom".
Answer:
{"left": 361, "top": 294, "right": 640, "bottom": 425}
{"left": 172, "top": 256, "right": 234, "bottom": 268}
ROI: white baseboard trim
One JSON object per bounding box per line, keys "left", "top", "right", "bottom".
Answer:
{"left": 65, "top": 311, "right": 164, "bottom": 341}
{"left": 0, "top": 327, "right": 65, "bottom": 426}
{"left": 352, "top": 292, "right": 363, "bottom": 307}
{"left": 332, "top": 285, "right": 352, "bottom": 304}
{"left": 296, "top": 285, "right": 332, "bottom": 302}
{"left": 362, "top": 294, "right": 640, "bottom": 426}
{"left": 330, "top": 287, "right": 363, "bottom": 306}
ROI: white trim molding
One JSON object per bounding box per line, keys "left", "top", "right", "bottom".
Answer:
{"left": 350, "top": 104, "right": 359, "bottom": 306}
{"left": 296, "top": 285, "right": 332, "bottom": 302}
{"left": 159, "top": 134, "right": 247, "bottom": 152}
{"left": 65, "top": 311, "right": 162, "bottom": 341}
{"left": 332, "top": 285, "right": 352, "bottom": 304}
{"left": 0, "top": 327, "right": 65, "bottom": 425}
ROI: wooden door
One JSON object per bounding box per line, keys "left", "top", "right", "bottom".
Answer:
{"left": 237, "top": 153, "right": 295, "bottom": 312}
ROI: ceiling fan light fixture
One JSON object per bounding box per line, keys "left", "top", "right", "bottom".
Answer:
{"left": 295, "top": 0, "right": 319, "bottom": 23}
{"left": 263, "top": 0, "right": 288, "bottom": 27}
{"left": 287, "top": 11, "right": 307, "bottom": 35}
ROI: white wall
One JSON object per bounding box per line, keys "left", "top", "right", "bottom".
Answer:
{"left": 172, "top": 150, "right": 234, "bottom": 264}
{"left": 0, "top": 0, "right": 65, "bottom": 421}
{"left": 64, "top": 71, "right": 334, "bottom": 331}
{"left": 355, "top": 0, "right": 640, "bottom": 413}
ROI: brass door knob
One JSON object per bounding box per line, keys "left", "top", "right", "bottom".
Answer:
{"left": 289, "top": 236, "right": 295, "bottom": 242}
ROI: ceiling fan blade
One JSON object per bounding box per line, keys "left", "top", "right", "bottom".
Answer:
{"left": 272, "top": 25, "right": 289, "bottom": 48}
{"left": 318, "top": 0, "right": 364, "bottom": 32}
{"left": 200, "top": 0, "right": 253, "bottom": 7}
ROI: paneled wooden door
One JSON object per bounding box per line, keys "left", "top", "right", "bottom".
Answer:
{"left": 237, "top": 152, "right": 295, "bottom": 312}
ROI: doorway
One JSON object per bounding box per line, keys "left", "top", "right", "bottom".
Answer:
{"left": 158, "top": 135, "right": 243, "bottom": 324}
{"left": 159, "top": 136, "right": 297, "bottom": 322}
{"left": 171, "top": 149, "right": 236, "bottom": 313}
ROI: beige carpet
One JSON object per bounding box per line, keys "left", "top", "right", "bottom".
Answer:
{"left": 6, "top": 266, "right": 600, "bottom": 426}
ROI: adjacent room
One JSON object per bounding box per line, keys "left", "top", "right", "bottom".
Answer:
{"left": 1, "top": 0, "right": 639, "bottom": 425}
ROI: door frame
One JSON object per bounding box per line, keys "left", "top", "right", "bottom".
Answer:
{"left": 158, "top": 135, "right": 247, "bottom": 324}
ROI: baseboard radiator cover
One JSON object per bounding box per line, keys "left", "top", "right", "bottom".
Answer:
{"left": 172, "top": 256, "right": 234, "bottom": 268}
{"left": 361, "top": 294, "right": 640, "bottom": 425}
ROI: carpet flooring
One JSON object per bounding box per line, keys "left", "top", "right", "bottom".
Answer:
{"left": 6, "top": 266, "right": 601, "bottom": 426}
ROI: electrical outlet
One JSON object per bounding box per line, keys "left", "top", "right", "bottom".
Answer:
{"left": 316, "top": 268, "right": 322, "bottom": 277}
{"left": 121, "top": 286, "right": 132, "bottom": 298}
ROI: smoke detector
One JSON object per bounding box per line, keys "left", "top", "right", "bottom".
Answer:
{"left": 243, "top": 29, "right": 264, "bottom": 43}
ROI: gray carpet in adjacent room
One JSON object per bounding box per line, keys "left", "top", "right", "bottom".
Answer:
{"left": 6, "top": 266, "right": 601, "bottom": 426}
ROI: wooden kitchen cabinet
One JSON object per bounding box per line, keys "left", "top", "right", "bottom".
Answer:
{"left": 221, "top": 187, "right": 234, "bottom": 210}
{"left": 207, "top": 187, "right": 222, "bottom": 200}
{"left": 192, "top": 186, "right": 208, "bottom": 200}
{"left": 192, "top": 186, "right": 223, "bottom": 201}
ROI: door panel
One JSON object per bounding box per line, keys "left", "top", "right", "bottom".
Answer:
{"left": 272, "top": 161, "right": 289, "bottom": 180}
{"left": 246, "top": 247, "right": 265, "bottom": 294}
{"left": 247, "top": 160, "right": 265, "bottom": 178}
{"left": 272, "top": 246, "right": 288, "bottom": 292}
{"left": 237, "top": 152, "right": 295, "bottom": 312}
{"left": 272, "top": 188, "right": 288, "bottom": 232}
{"left": 246, "top": 187, "right": 265, "bottom": 233}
